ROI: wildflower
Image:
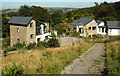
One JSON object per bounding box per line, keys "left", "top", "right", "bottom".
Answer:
{"left": 80, "top": 41, "right": 82, "bottom": 43}
{"left": 23, "top": 46, "right": 26, "bottom": 48}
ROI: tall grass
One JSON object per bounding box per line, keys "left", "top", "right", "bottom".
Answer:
{"left": 104, "top": 36, "right": 120, "bottom": 75}
{"left": 2, "top": 42, "right": 93, "bottom": 74}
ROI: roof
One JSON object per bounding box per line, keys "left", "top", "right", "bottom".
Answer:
{"left": 70, "top": 17, "right": 94, "bottom": 26}
{"left": 107, "top": 21, "right": 120, "bottom": 29}
{"left": 8, "top": 17, "right": 33, "bottom": 25}
{"left": 96, "top": 20, "right": 103, "bottom": 25}
{"left": 8, "top": 17, "right": 46, "bottom": 26}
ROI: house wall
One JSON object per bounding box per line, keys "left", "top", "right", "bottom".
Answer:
{"left": 10, "top": 25, "right": 27, "bottom": 46}
{"left": 108, "top": 29, "right": 120, "bottom": 36}
{"left": 84, "top": 20, "right": 98, "bottom": 37}
{"left": 97, "top": 22, "right": 106, "bottom": 35}
{"left": 26, "top": 20, "right": 36, "bottom": 44}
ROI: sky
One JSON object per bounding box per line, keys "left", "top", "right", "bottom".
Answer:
{"left": 1, "top": 0, "right": 120, "bottom": 9}
{"left": 1, "top": 0, "right": 120, "bottom": 2}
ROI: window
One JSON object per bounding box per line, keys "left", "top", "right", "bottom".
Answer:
{"left": 89, "top": 35, "right": 91, "bottom": 38}
{"left": 89, "top": 27, "right": 91, "bottom": 30}
{"left": 45, "top": 36, "right": 48, "bottom": 39}
{"left": 17, "top": 28, "right": 19, "bottom": 32}
{"left": 102, "top": 28, "right": 104, "bottom": 33}
{"left": 17, "top": 38, "right": 20, "bottom": 43}
{"left": 99, "top": 28, "right": 101, "bottom": 32}
{"left": 30, "top": 34, "right": 34, "bottom": 38}
{"left": 92, "top": 26, "right": 96, "bottom": 30}
{"left": 30, "top": 23, "right": 33, "bottom": 27}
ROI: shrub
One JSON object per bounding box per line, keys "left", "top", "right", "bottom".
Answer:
{"left": 2, "top": 37, "right": 10, "bottom": 49}
{"left": 2, "top": 62, "right": 23, "bottom": 75}
{"left": 13, "top": 42, "right": 26, "bottom": 50}
{"left": 47, "top": 38, "right": 60, "bottom": 48}
{"left": 37, "top": 42, "right": 45, "bottom": 49}
{"left": 5, "top": 47, "right": 17, "bottom": 52}
{"left": 27, "top": 42, "right": 36, "bottom": 50}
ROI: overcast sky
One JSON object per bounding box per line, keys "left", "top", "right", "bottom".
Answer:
{"left": 1, "top": 0, "right": 120, "bottom": 2}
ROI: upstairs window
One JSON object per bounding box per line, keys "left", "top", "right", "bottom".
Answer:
{"left": 92, "top": 26, "right": 96, "bottom": 30}
{"left": 30, "top": 34, "right": 34, "bottom": 38}
{"left": 99, "top": 28, "right": 101, "bottom": 32}
{"left": 30, "top": 23, "right": 33, "bottom": 27}
{"left": 89, "top": 27, "right": 91, "bottom": 30}
{"left": 102, "top": 28, "right": 104, "bottom": 33}
{"left": 17, "top": 28, "right": 19, "bottom": 32}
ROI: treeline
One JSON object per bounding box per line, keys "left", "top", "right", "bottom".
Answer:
{"left": 2, "top": 1, "right": 120, "bottom": 38}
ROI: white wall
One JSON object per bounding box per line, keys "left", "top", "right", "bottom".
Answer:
{"left": 97, "top": 22, "right": 106, "bottom": 35}
{"left": 108, "top": 29, "right": 120, "bottom": 36}
{"left": 36, "top": 31, "right": 57, "bottom": 43}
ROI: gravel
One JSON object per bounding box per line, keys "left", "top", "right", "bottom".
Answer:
{"left": 61, "top": 43, "right": 105, "bottom": 74}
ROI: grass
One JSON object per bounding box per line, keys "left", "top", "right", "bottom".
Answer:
{"left": 2, "top": 42, "right": 93, "bottom": 74}
{"left": 84, "top": 38, "right": 107, "bottom": 43}
{"left": 104, "top": 37, "right": 120, "bottom": 75}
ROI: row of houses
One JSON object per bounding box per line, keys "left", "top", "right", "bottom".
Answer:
{"left": 69, "top": 17, "right": 120, "bottom": 37}
{"left": 8, "top": 17, "right": 120, "bottom": 46}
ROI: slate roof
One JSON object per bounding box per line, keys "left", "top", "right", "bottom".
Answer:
{"left": 8, "top": 17, "right": 33, "bottom": 25}
{"left": 96, "top": 20, "right": 103, "bottom": 25}
{"left": 70, "top": 17, "right": 94, "bottom": 26}
{"left": 107, "top": 21, "right": 120, "bottom": 29}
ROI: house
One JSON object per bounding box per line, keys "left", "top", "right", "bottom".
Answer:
{"left": 8, "top": 17, "right": 56, "bottom": 46}
{"left": 107, "top": 21, "right": 120, "bottom": 36}
{"left": 96, "top": 20, "right": 106, "bottom": 36}
{"left": 69, "top": 17, "right": 106, "bottom": 37}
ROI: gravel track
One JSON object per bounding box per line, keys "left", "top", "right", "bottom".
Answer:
{"left": 61, "top": 43, "right": 105, "bottom": 74}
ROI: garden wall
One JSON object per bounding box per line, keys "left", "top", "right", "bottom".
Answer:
{"left": 57, "top": 37, "right": 83, "bottom": 46}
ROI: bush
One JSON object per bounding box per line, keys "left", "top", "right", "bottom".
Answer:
{"left": 2, "top": 62, "right": 23, "bottom": 75}
{"left": 2, "top": 37, "right": 10, "bottom": 49}
{"left": 37, "top": 42, "right": 45, "bottom": 49}
{"left": 13, "top": 42, "right": 26, "bottom": 50}
{"left": 5, "top": 47, "right": 17, "bottom": 52}
{"left": 47, "top": 38, "right": 60, "bottom": 48}
{"left": 27, "top": 42, "right": 36, "bottom": 50}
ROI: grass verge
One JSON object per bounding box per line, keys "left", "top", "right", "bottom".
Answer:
{"left": 3, "top": 42, "right": 93, "bottom": 74}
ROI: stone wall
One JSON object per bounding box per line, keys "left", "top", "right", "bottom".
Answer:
{"left": 57, "top": 37, "right": 83, "bottom": 46}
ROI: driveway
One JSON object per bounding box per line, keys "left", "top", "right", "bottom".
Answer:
{"left": 61, "top": 43, "right": 105, "bottom": 74}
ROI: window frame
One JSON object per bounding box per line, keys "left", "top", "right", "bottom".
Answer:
{"left": 30, "top": 23, "right": 33, "bottom": 27}
{"left": 17, "top": 38, "right": 20, "bottom": 43}
{"left": 92, "top": 26, "right": 96, "bottom": 30}
{"left": 89, "top": 27, "right": 91, "bottom": 30}
{"left": 30, "top": 34, "right": 34, "bottom": 38}
{"left": 17, "top": 28, "right": 19, "bottom": 32}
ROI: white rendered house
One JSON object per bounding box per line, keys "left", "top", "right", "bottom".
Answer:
{"left": 107, "top": 21, "right": 120, "bottom": 36}
{"left": 96, "top": 20, "right": 106, "bottom": 36}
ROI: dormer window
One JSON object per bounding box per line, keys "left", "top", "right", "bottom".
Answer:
{"left": 17, "top": 28, "right": 19, "bottom": 32}
{"left": 30, "top": 23, "right": 33, "bottom": 27}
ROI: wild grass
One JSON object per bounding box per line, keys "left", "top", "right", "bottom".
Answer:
{"left": 105, "top": 39, "right": 120, "bottom": 75}
{"left": 2, "top": 42, "right": 93, "bottom": 74}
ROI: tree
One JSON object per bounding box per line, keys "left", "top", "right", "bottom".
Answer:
{"left": 51, "top": 12, "right": 62, "bottom": 25}
{"left": 31, "top": 6, "right": 51, "bottom": 22}
{"left": 2, "top": 17, "right": 10, "bottom": 38}
{"left": 18, "top": 5, "right": 51, "bottom": 22}
{"left": 19, "top": 5, "right": 31, "bottom": 16}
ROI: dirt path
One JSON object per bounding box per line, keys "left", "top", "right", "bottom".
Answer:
{"left": 61, "top": 43, "right": 105, "bottom": 74}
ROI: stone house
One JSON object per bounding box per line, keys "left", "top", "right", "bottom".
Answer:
{"left": 8, "top": 17, "right": 54, "bottom": 46}
{"left": 69, "top": 17, "right": 106, "bottom": 37}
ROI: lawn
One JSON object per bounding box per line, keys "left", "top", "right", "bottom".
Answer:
{"left": 2, "top": 42, "right": 93, "bottom": 74}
